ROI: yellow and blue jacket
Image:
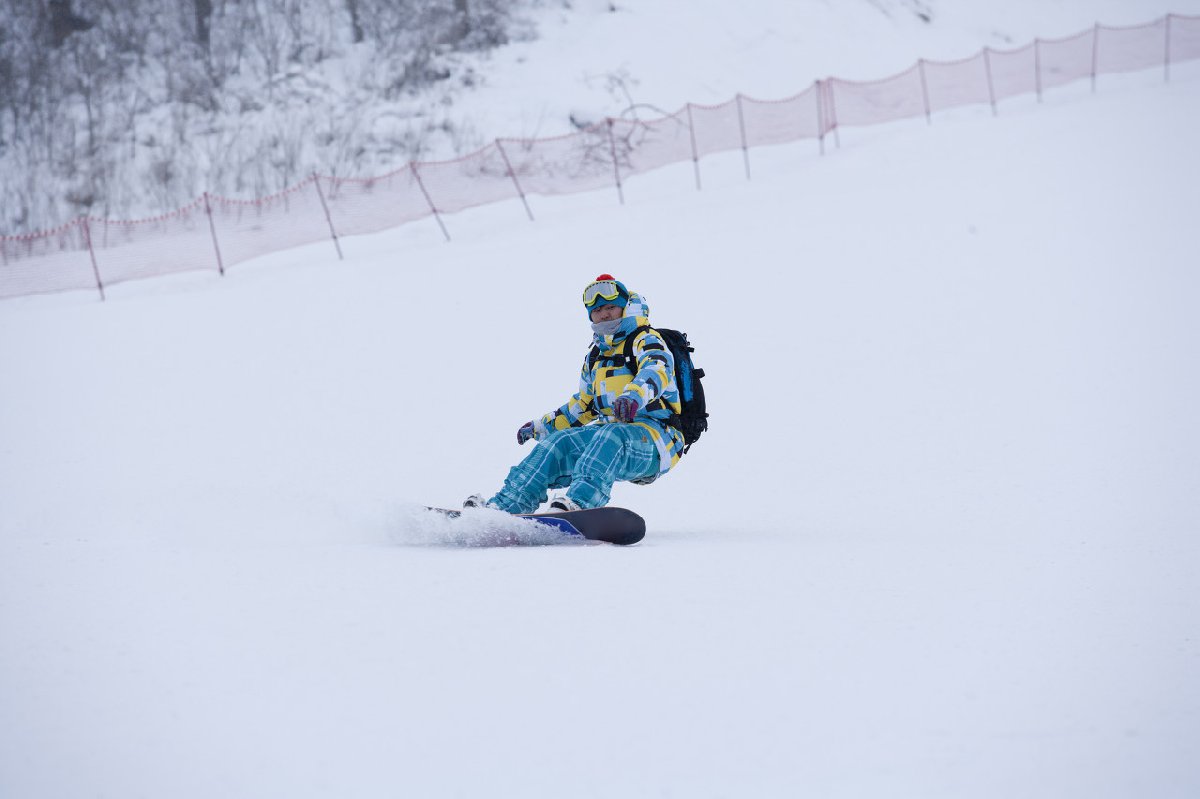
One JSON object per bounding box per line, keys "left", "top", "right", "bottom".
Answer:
{"left": 531, "top": 293, "right": 686, "bottom": 480}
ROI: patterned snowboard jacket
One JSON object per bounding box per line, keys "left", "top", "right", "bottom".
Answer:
{"left": 531, "top": 293, "right": 686, "bottom": 480}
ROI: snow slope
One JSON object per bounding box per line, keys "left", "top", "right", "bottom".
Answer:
{"left": 2, "top": 4, "right": 1200, "bottom": 798}
{"left": 8, "top": 0, "right": 1200, "bottom": 234}
{"left": 476, "top": 0, "right": 1200, "bottom": 138}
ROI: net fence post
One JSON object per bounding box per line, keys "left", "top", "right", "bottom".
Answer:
{"left": 1091, "top": 24, "right": 1100, "bottom": 93}
{"left": 983, "top": 48, "right": 998, "bottom": 116}
{"left": 411, "top": 162, "right": 451, "bottom": 242}
{"left": 816, "top": 80, "right": 826, "bottom": 156}
{"left": 686, "top": 103, "right": 700, "bottom": 190}
{"left": 685, "top": 103, "right": 701, "bottom": 191}
{"left": 735, "top": 94, "right": 751, "bottom": 180}
{"left": 827, "top": 79, "right": 841, "bottom": 149}
{"left": 606, "top": 119, "right": 625, "bottom": 205}
{"left": 1035, "top": 39, "right": 1043, "bottom": 103}
{"left": 202, "top": 192, "right": 225, "bottom": 276}
{"left": 918, "top": 59, "right": 932, "bottom": 124}
{"left": 310, "top": 172, "right": 343, "bottom": 260}
{"left": 495, "top": 139, "right": 535, "bottom": 221}
{"left": 81, "top": 217, "right": 105, "bottom": 301}
{"left": 1165, "top": 14, "right": 1173, "bottom": 83}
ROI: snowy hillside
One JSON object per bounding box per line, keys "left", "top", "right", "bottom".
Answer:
{"left": 2, "top": 2, "right": 1200, "bottom": 798}
{"left": 5, "top": 0, "right": 1200, "bottom": 233}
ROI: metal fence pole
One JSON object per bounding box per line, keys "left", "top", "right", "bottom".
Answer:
{"left": 606, "top": 119, "right": 625, "bottom": 205}
{"left": 310, "top": 173, "right": 343, "bottom": 260}
{"left": 410, "top": 162, "right": 451, "bottom": 242}
{"left": 983, "top": 48, "right": 998, "bottom": 116}
{"left": 495, "top": 139, "right": 535, "bottom": 221}
{"left": 202, "top": 192, "right": 225, "bottom": 276}
{"left": 918, "top": 59, "right": 932, "bottom": 124}
{"left": 81, "top": 217, "right": 105, "bottom": 301}
{"left": 1165, "top": 14, "right": 1173, "bottom": 83}
{"left": 827, "top": 79, "right": 841, "bottom": 149}
{"left": 685, "top": 104, "right": 702, "bottom": 191}
{"left": 1035, "top": 39, "right": 1043, "bottom": 103}
{"left": 735, "top": 94, "right": 751, "bottom": 179}
{"left": 816, "top": 80, "right": 826, "bottom": 156}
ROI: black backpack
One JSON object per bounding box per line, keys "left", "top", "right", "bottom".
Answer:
{"left": 588, "top": 325, "right": 709, "bottom": 453}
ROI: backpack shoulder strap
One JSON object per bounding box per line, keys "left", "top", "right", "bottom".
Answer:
{"left": 590, "top": 326, "right": 655, "bottom": 374}
{"left": 622, "top": 325, "right": 653, "bottom": 365}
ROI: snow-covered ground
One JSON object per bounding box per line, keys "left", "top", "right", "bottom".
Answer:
{"left": 3, "top": 3, "right": 1199, "bottom": 797}
{"left": 7, "top": 0, "right": 1200, "bottom": 233}
{"left": 471, "top": 0, "right": 1200, "bottom": 138}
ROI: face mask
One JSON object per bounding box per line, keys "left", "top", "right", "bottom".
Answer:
{"left": 591, "top": 318, "right": 622, "bottom": 337}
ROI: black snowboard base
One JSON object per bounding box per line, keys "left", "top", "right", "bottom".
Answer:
{"left": 428, "top": 505, "right": 646, "bottom": 546}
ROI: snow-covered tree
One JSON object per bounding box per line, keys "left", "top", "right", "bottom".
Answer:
{"left": 0, "top": 0, "right": 529, "bottom": 235}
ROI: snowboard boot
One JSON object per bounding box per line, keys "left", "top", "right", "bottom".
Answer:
{"left": 548, "top": 496, "right": 582, "bottom": 513}
{"left": 463, "top": 493, "right": 498, "bottom": 510}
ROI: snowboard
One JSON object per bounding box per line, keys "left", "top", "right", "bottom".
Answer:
{"left": 428, "top": 506, "right": 646, "bottom": 546}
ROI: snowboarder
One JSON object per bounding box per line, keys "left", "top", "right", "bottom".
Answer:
{"left": 465, "top": 275, "right": 686, "bottom": 513}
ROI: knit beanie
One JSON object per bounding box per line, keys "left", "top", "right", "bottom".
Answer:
{"left": 582, "top": 273, "right": 629, "bottom": 317}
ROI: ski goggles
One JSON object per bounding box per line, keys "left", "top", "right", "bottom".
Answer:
{"left": 582, "top": 279, "right": 628, "bottom": 309}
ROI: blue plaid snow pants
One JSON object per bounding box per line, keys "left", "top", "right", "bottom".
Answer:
{"left": 489, "top": 424, "right": 660, "bottom": 514}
